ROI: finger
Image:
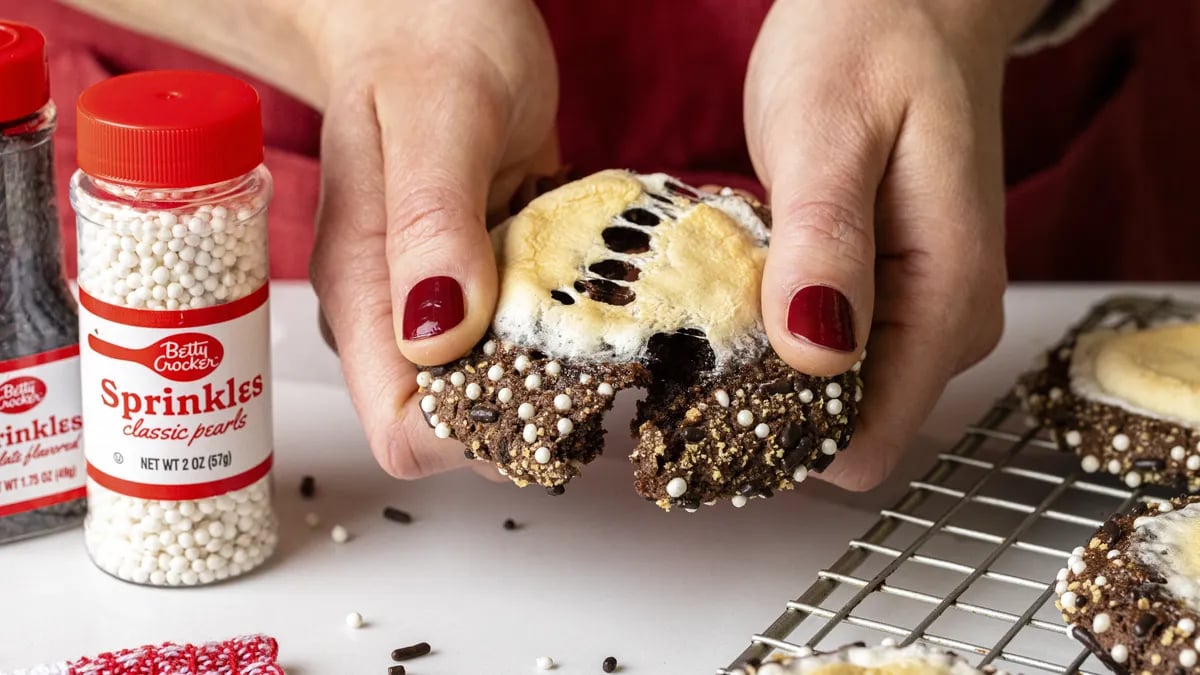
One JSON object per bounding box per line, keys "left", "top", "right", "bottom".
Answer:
{"left": 311, "top": 89, "right": 474, "bottom": 479}
{"left": 377, "top": 73, "right": 506, "bottom": 367}
{"left": 752, "top": 92, "right": 898, "bottom": 377}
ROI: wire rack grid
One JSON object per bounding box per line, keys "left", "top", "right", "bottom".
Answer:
{"left": 719, "top": 296, "right": 1200, "bottom": 674}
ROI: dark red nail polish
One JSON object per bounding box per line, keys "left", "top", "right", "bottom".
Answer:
{"left": 403, "top": 276, "right": 464, "bottom": 341}
{"left": 787, "top": 285, "right": 856, "bottom": 352}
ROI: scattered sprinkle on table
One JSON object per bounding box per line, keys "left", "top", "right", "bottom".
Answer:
{"left": 536, "top": 656, "right": 555, "bottom": 670}
{"left": 383, "top": 506, "right": 413, "bottom": 524}
{"left": 391, "top": 642, "right": 432, "bottom": 661}
{"left": 388, "top": 666, "right": 406, "bottom": 675}
{"left": 602, "top": 656, "right": 618, "bottom": 672}
{"left": 503, "top": 518, "right": 518, "bottom": 530}
{"left": 299, "top": 475, "right": 316, "bottom": 499}
{"left": 331, "top": 525, "right": 349, "bottom": 544}
{"left": 304, "top": 512, "right": 320, "bottom": 528}
{"left": 345, "top": 611, "right": 364, "bottom": 629}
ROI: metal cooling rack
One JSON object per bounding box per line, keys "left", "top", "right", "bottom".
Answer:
{"left": 720, "top": 295, "right": 1200, "bottom": 674}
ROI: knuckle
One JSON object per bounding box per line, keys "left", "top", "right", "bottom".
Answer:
{"left": 386, "top": 184, "right": 480, "bottom": 259}
{"left": 780, "top": 199, "right": 874, "bottom": 270}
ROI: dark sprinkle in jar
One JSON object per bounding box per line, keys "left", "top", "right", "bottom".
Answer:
{"left": 0, "top": 21, "right": 86, "bottom": 544}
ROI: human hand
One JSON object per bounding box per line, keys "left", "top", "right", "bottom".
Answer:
{"left": 745, "top": 0, "right": 1047, "bottom": 490}
{"left": 304, "top": 0, "right": 559, "bottom": 478}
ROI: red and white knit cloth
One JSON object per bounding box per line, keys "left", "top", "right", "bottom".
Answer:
{"left": 1, "top": 635, "right": 283, "bottom": 675}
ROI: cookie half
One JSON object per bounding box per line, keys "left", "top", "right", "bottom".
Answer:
{"left": 1019, "top": 321, "right": 1200, "bottom": 491}
{"left": 1055, "top": 496, "right": 1200, "bottom": 673}
{"left": 731, "top": 642, "right": 998, "bottom": 674}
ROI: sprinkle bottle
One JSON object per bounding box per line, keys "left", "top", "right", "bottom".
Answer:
{"left": 0, "top": 21, "right": 87, "bottom": 544}
{"left": 70, "top": 70, "right": 276, "bottom": 585}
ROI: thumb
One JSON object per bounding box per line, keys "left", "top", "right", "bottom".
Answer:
{"left": 378, "top": 78, "right": 505, "bottom": 367}
{"left": 756, "top": 106, "right": 894, "bottom": 377}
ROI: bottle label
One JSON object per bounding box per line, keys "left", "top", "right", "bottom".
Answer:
{"left": 0, "top": 345, "right": 85, "bottom": 517}
{"left": 79, "top": 285, "right": 272, "bottom": 500}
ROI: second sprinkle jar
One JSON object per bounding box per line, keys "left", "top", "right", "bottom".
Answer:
{"left": 71, "top": 70, "right": 276, "bottom": 586}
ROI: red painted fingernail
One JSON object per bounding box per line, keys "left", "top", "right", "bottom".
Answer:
{"left": 787, "top": 285, "right": 856, "bottom": 352}
{"left": 403, "top": 276, "right": 464, "bottom": 341}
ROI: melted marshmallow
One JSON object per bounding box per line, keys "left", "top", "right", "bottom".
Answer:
{"left": 491, "top": 170, "right": 769, "bottom": 368}
{"left": 1133, "top": 502, "right": 1200, "bottom": 612}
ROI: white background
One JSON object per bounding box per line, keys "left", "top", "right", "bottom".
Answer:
{"left": 1, "top": 282, "right": 1196, "bottom": 674}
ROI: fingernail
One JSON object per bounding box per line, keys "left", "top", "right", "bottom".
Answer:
{"left": 403, "top": 276, "right": 464, "bottom": 341}
{"left": 787, "top": 285, "right": 856, "bottom": 352}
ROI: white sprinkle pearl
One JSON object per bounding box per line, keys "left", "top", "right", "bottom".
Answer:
{"left": 345, "top": 612, "right": 364, "bottom": 629}
{"left": 483, "top": 340, "right": 497, "bottom": 356}
{"left": 450, "top": 372, "right": 465, "bottom": 387}
{"left": 1110, "top": 645, "right": 1128, "bottom": 664}
{"left": 434, "top": 422, "right": 451, "bottom": 439}
{"left": 1112, "top": 433, "right": 1130, "bottom": 451}
{"left": 1070, "top": 558, "right": 1087, "bottom": 575}
{"left": 431, "top": 379, "right": 445, "bottom": 393}
{"left": 1080, "top": 455, "right": 1100, "bottom": 473}
{"left": 514, "top": 355, "right": 530, "bottom": 373}
{"left": 1092, "top": 613, "right": 1111, "bottom": 633}
{"left": 820, "top": 438, "right": 838, "bottom": 455}
{"left": 1107, "top": 459, "right": 1122, "bottom": 474}
{"left": 487, "top": 365, "right": 504, "bottom": 381}
{"left": 754, "top": 423, "right": 770, "bottom": 439}
{"left": 597, "top": 382, "right": 614, "bottom": 397}
{"left": 465, "top": 383, "right": 482, "bottom": 400}
{"left": 416, "top": 371, "right": 432, "bottom": 388}
{"left": 1124, "top": 472, "right": 1142, "bottom": 488}
{"left": 825, "top": 382, "right": 842, "bottom": 398}
{"left": 1065, "top": 430, "right": 1082, "bottom": 447}
{"left": 826, "top": 399, "right": 843, "bottom": 415}
{"left": 793, "top": 466, "right": 809, "bottom": 483}
{"left": 714, "top": 389, "right": 730, "bottom": 407}
{"left": 1059, "top": 591, "right": 1077, "bottom": 610}
{"left": 420, "top": 395, "right": 437, "bottom": 413}
{"left": 798, "top": 389, "right": 813, "bottom": 404}
{"left": 536, "top": 656, "right": 555, "bottom": 671}
{"left": 579, "top": 373, "right": 592, "bottom": 385}
{"left": 497, "top": 388, "right": 513, "bottom": 404}
{"left": 523, "top": 424, "right": 538, "bottom": 444}
{"left": 731, "top": 495, "right": 748, "bottom": 508}
{"left": 1094, "top": 575, "right": 1107, "bottom": 587}
{"left": 525, "top": 373, "right": 542, "bottom": 390}
{"left": 666, "top": 477, "right": 688, "bottom": 498}
{"left": 1181, "top": 618, "right": 1197, "bottom": 636}
{"left": 1188, "top": 455, "right": 1200, "bottom": 471}
{"left": 1172, "top": 445, "right": 1188, "bottom": 461}
{"left": 545, "top": 361, "right": 561, "bottom": 376}
{"left": 1182, "top": 650, "right": 1198, "bottom": 668}
{"left": 554, "top": 394, "right": 572, "bottom": 411}
{"left": 331, "top": 525, "right": 349, "bottom": 544}
{"left": 534, "top": 447, "right": 551, "bottom": 464}
{"left": 736, "top": 410, "right": 754, "bottom": 427}
{"left": 518, "top": 403, "right": 535, "bottom": 420}
{"left": 556, "top": 418, "right": 574, "bottom": 435}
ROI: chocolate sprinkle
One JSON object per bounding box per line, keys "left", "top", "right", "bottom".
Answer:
{"left": 382, "top": 507, "right": 413, "bottom": 524}
{"left": 681, "top": 426, "right": 705, "bottom": 444}
{"left": 550, "top": 289, "right": 575, "bottom": 305}
{"left": 388, "top": 666, "right": 406, "bottom": 675}
{"left": 391, "top": 643, "right": 432, "bottom": 661}
{"left": 1133, "top": 611, "right": 1160, "bottom": 638}
{"left": 299, "top": 475, "right": 315, "bottom": 499}
{"left": 602, "top": 656, "right": 618, "bottom": 672}
{"left": 778, "top": 423, "right": 803, "bottom": 451}
{"left": 469, "top": 407, "right": 501, "bottom": 423}
{"left": 503, "top": 518, "right": 517, "bottom": 530}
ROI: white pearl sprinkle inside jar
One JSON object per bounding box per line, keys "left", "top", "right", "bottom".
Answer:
{"left": 71, "top": 71, "right": 277, "bottom": 586}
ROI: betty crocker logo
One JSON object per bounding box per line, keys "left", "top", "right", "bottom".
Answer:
{"left": 88, "top": 332, "right": 225, "bottom": 382}
{"left": 0, "top": 376, "right": 47, "bottom": 414}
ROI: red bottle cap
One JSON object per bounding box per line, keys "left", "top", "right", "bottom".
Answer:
{"left": 77, "top": 70, "right": 264, "bottom": 188}
{"left": 0, "top": 21, "right": 50, "bottom": 123}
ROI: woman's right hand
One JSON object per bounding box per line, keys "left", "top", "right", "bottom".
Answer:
{"left": 302, "top": 0, "right": 560, "bottom": 479}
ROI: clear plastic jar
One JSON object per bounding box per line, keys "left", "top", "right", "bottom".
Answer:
{"left": 71, "top": 70, "right": 276, "bottom": 585}
{"left": 0, "top": 21, "right": 87, "bottom": 544}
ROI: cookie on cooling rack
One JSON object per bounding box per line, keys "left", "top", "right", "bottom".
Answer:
{"left": 731, "top": 642, "right": 1001, "bottom": 674}
{"left": 416, "top": 170, "right": 863, "bottom": 508}
{"left": 1019, "top": 320, "right": 1200, "bottom": 491}
{"left": 1055, "top": 495, "right": 1200, "bottom": 673}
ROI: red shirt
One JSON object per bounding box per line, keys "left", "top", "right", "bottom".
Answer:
{"left": 2, "top": 0, "right": 1197, "bottom": 281}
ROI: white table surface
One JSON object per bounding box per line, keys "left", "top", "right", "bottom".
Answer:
{"left": 2, "top": 282, "right": 1197, "bottom": 675}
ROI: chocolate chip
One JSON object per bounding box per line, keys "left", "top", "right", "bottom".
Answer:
{"left": 783, "top": 437, "right": 812, "bottom": 470}
{"left": 391, "top": 642, "right": 432, "bottom": 661}
{"left": 547, "top": 485, "right": 566, "bottom": 496}
{"left": 299, "top": 475, "right": 315, "bottom": 499}
{"left": 1134, "top": 612, "right": 1161, "bottom": 638}
{"left": 383, "top": 506, "right": 413, "bottom": 524}
{"left": 763, "top": 377, "right": 793, "bottom": 395}
{"left": 681, "top": 426, "right": 705, "bottom": 444}
{"left": 530, "top": 350, "right": 547, "bottom": 360}
{"left": 494, "top": 439, "right": 512, "bottom": 464}
{"left": 735, "top": 484, "right": 755, "bottom": 496}
{"left": 574, "top": 278, "right": 636, "bottom": 306}
{"left": 588, "top": 259, "right": 640, "bottom": 281}
{"left": 666, "top": 181, "right": 700, "bottom": 199}
{"left": 469, "top": 407, "right": 500, "bottom": 423}
{"left": 602, "top": 656, "right": 618, "bottom": 673}
{"left": 601, "top": 226, "right": 651, "bottom": 254}
{"left": 428, "top": 366, "right": 448, "bottom": 376}
{"left": 1100, "top": 520, "right": 1123, "bottom": 546}
{"left": 550, "top": 289, "right": 575, "bottom": 305}
{"left": 648, "top": 193, "right": 673, "bottom": 205}
{"left": 464, "top": 449, "right": 476, "bottom": 460}
{"left": 812, "top": 452, "right": 837, "bottom": 472}
{"left": 645, "top": 331, "right": 715, "bottom": 382}
{"left": 757, "top": 488, "right": 774, "bottom": 499}
{"left": 503, "top": 518, "right": 518, "bottom": 530}
{"left": 676, "top": 498, "right": 700, "bottom": 510}
{"left": 620, "top": 208, "right": 661, "bottom": 226}
{"left": 779, "top": 423, "right": 805, "bottom": 452}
